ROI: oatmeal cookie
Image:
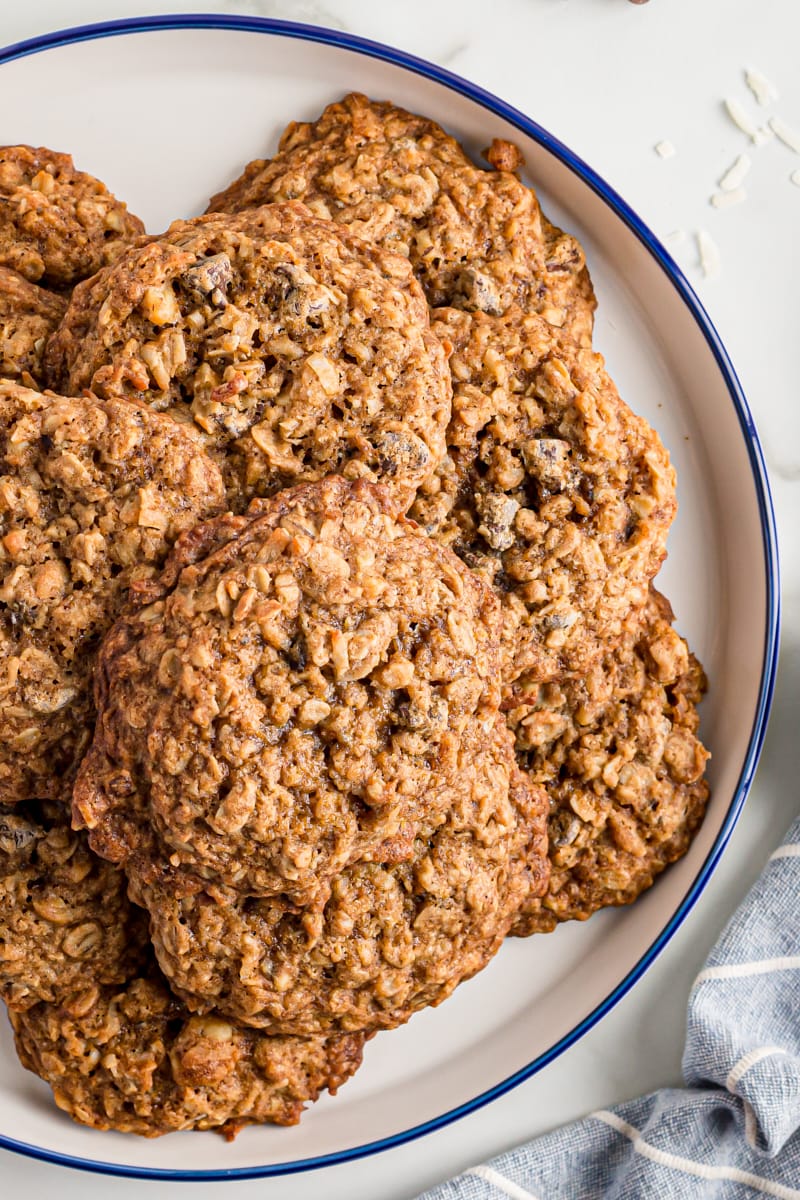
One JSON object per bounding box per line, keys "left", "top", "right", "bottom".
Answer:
{"left": 73, "top": 476, "right": 509, "bottom": 907}
{"left": 0, "top": 146, "right": 144, "bottom": 288}
{"left": 1, "top": 796, "right": 364, "bottom": 1136}
{"left": 11, "top": 972, "right": 365, "bottom": 1136}
{"left": 45, "top": 203, "right": 451, "bottom": 513}
{"left": 207, "top": 93, "right": 594, "bottom": 344}
{"left": 507, "top": 590, "right": 710, "bottom": 934}
{"left": 408, "top": 307, "right": 677, "bottom": 684}
{"left": 0, "top": 383, "right": 225, "bottom": 802}
{"left": 0, "top": 266, "right": 67, "bottom": 386}
{"left": 130, "top": 736, "right": 548, "bottom": 1035}
{"left": 0, "top": 801, "right": 147, "bottom": 1011}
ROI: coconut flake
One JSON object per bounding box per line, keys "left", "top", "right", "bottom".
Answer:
{"left": 655, "top": 140, "right": 676, "bottom": 159}
{"left": 769, "top": 116, "right": 800, "bottom": 154}
{"left": 697, "top": 231, "right": 721, "bottom": 278}
{"left": 718, "top": 153, "right": 752, "bottom": 191}
{"left": 745, "top": 67, "right": 778, "bottom": 107}
{"left": 664, "top": 229, "right": 687, "bottom": 245}
{"left": 724, "top": 98, "right": 773, "bottom": 145}
{"left": 710, "top": 188, "right": 746, "bottom": 209}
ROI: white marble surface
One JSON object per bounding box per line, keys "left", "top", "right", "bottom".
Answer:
{"left": 0, "top": 0, "right": 797, "bottom": 1196}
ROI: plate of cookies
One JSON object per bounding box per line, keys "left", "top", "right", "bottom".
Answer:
{"left": 0, "top": 14, "right": 779, "bottom": 1181}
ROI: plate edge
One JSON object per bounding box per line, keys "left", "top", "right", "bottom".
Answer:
{"left": 0, "top": 11, "right": 782, "bottom": 1183}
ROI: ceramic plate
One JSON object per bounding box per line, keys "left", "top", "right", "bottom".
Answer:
{"left": 0, "top": 15, "right": 779, "bottom": 1181}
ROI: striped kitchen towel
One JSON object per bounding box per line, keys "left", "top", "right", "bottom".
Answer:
{"left": 418, "top": 815, "right": 800, "bottom": 1199}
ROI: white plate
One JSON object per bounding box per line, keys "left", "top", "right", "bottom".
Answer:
{"left": 0, "top": 15, "right": 779, "bottom": 1182}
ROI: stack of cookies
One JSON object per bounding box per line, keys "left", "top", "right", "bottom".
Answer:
{"left": 0, "top": 97, "right": 709, "bottom": 1139}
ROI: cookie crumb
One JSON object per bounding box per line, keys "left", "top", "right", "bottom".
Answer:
{"left": 483, "top": 137, "right": 524, "bottom": 173}
{"left": 654, "top": 140, "right": 676, "bottom": 159}
{"left": 791, "top": 169, "right": 800, "bottom": 187}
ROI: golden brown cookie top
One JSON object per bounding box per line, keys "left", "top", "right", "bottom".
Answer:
{"left": 45, "top": 202, "right": 452, "bottom": 513}
{"left": 0, "top": 382, "right": 225, "bottom": 802}
{"left": 409, "top": 307, "right": 678, "bottom": 684}
{"left": 508, "top": 590, "right": 710, "bottom": 934}
{"left": 130, "top": 723, "right": 547, "bottom": 1036}
{"left": 0, "top": 266, "right": 67, "bottom": 387}
{"left": 207, "top": 93, "right": 594, "bottom": 341}
{"left": 0, "top": 145, "right": 144, "bottom": 288}
{"left": 73, "top": 476, "right": 507, "bottom": 905}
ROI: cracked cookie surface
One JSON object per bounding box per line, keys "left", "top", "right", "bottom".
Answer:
{"left": 45, "top": 203, "right": 451, "bottom": 514}
{"left": 507, "top": 590, "right": 710, "bottom": 934}
{"left": 0, "top": 145, "right": 144, "bottom": 288}
{"left": 73, "top": 477, "right": 510, "bottom": 907}
{"left": 208, "top": 93, "right": 594, "bottom": 345}
{"left": 0, "top": 383, "right": 225, "bottom": 802}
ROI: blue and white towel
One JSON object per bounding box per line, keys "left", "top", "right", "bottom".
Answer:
{"left": 419, "top": 816, "right": 800, "bottom": 1199}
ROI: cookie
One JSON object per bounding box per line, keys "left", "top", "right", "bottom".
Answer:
{"left": 0, "top": 146, "right": 144, "bottom": 288}
{"left": 208, "top": 93, "right": 595, "bottom": 345}
{"left": 0, "top": 266, "right": 67, "bottom": 386}
{"left": 129, "top": 736, "right": 548, "bottom": 1035}
{"left": 0, "top": 801, "right": 146, "bottom": 1011}
{"left": 1, "top": 811, "right": 364, "bottom": 1136}
{"left": 73, "top": 476, "right": 509, "bottom": 907}
{"left": 507, "top": 590, "right": 710, "bottom": 934}
{"left": 408, "top": 307, "right": 677, "bottom": 684}
{"left": 45, "top": 203, "right": 451, "bottom": 513}
{"left": 0, "top": 383, "right": 225, "bottom": 802}
{"left": 11, "top": 976, "right": 365, "bottom": 1136}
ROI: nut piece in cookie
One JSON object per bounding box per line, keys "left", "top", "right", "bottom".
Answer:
{"left": 0, "top": 266, "right": 67, "bottom": 387}
{"left": 507, "top": 589, "right": 710, "bottom": 934}
{"left": 73, "top": 476, "right": 511, "bottom": 908}
{"left": 409, "top": 308, "right": 677, "bottom": 684}
{"left": 0, "top": 146, "right": 144, "bottom": 288}
{"left": 45, "top": 203, "right": 452, "bottom": 514}
{"left": 0, "top": 800, "right": 147, "bottom": 1011}
{"left": 131, "top": 730, "right": 548, "bottom": 1035}
{"left": 0, "top": 382, "right": 225, "bottom": 802}
{"left": 207, "top": 93, "right": 595, "bottom": 344}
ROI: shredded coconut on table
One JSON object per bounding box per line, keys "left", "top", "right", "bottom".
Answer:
{"left": 664, "top": 230, "right": 686, "bottom": 245}
{"left": 719, "top": 153, "right": 752, "bottom": 191}
{"left": 650, "top": 68, "right": 800, "bottom": 280}
{"left": 769, "top": 116, "right": 800, "bottom": 154}
{"left": 697, "top": 231, "right": 721, "bottom": 278}
{"left": 745, "top": 67, "right": 778, "bottom": 107}
{"left": 724, "top": 98, "right": 773, "bottom": 146}
{"left": 710, "top": 189, "right": 746, "bottom": 209}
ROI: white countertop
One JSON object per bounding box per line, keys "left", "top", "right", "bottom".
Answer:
{"left": 0, "top": 1, "right": 797, "bottom": 1196}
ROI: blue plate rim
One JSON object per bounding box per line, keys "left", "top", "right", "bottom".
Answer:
{"left": 0, "top": 12, "right": 781, "bottom": 1183}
